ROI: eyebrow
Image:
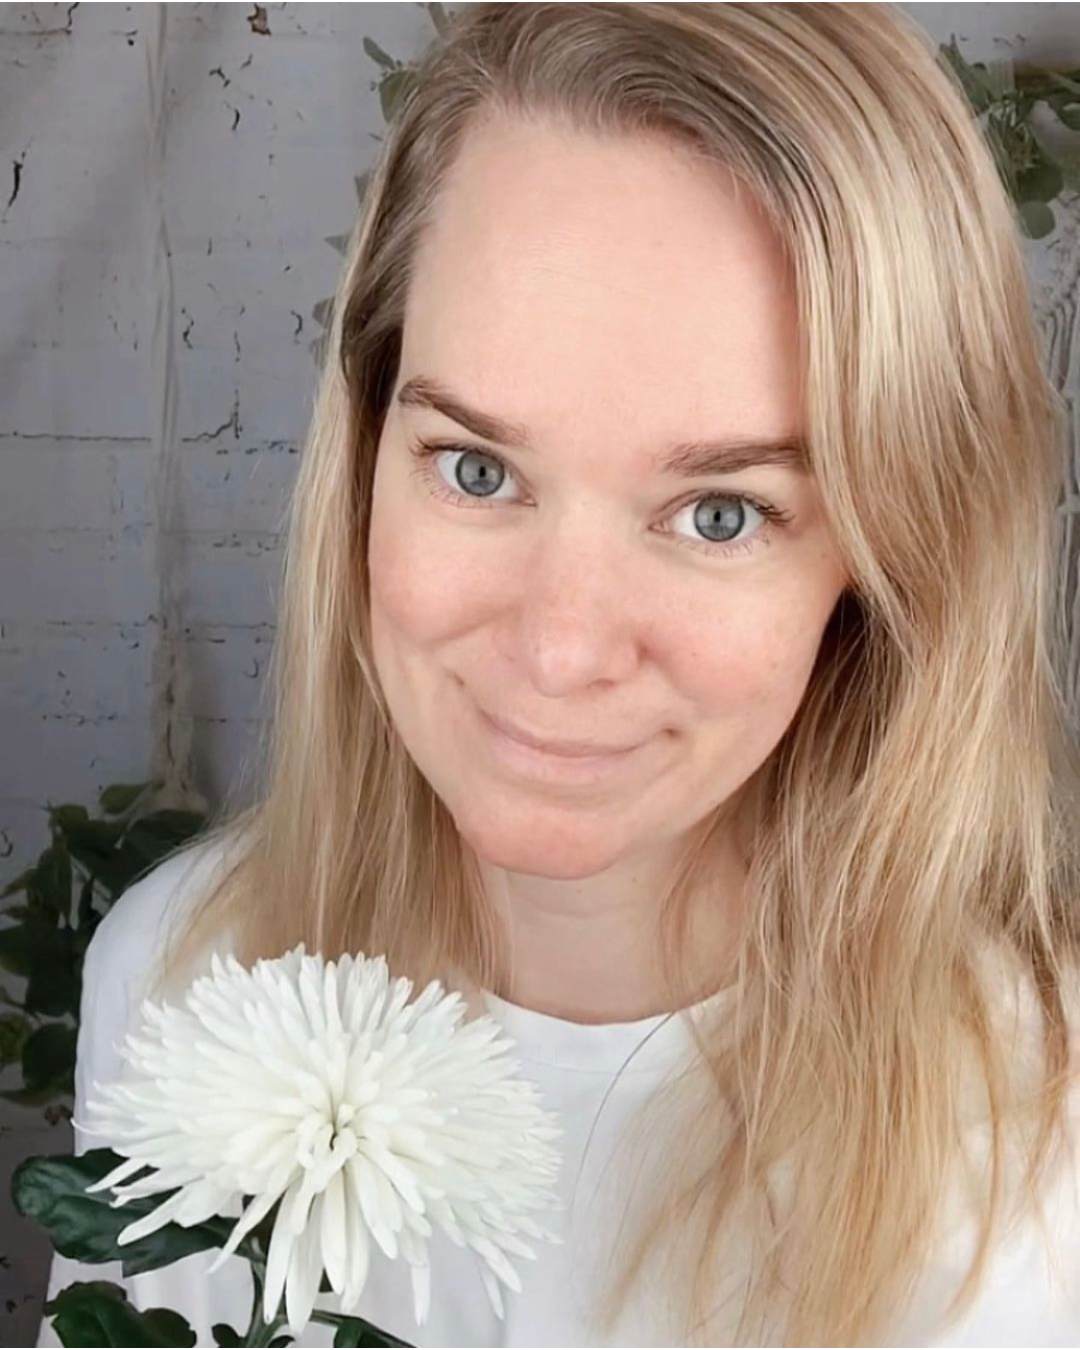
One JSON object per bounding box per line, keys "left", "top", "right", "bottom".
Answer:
{"left": 396, "top": 375, "right": 808, "bottom": 478}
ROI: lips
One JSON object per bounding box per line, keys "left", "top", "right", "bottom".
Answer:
{"left": 482, "top": 709, "right": 640, "bottom": 759}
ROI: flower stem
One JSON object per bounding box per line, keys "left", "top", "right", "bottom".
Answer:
{"left": 242, "top": 1261, "right": 288, "bottom": 1347}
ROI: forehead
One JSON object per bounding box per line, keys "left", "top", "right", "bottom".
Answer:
{"left": 401, "top": 114, "right": 803, "bottom": 450}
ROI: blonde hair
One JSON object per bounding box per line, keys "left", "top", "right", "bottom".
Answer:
{"left": 148, "top": 4, "right": 1080, "bottom": 1343}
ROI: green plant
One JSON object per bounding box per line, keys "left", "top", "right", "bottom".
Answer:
{"left": 13, "top": 1149, "right": 408, "bottom": 1347}
{"left": 0, "top": 781, "right": 207, "bottom": 1118}
{"left": 939, "top": 36, "right": 1080, "bottom": 239}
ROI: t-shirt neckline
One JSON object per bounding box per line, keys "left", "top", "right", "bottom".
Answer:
{"left": 481, "top": 982, "right": 736, "bottom": 1075}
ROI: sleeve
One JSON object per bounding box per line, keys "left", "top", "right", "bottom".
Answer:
{"left": 34, "top": 837, "right": 259, "bottom": 1348}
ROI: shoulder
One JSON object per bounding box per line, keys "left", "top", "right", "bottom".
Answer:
{"left": 83, "top": 831, "right": 239, "bottom": 1009}
{"left": 972, "top": 936, "right": 1080, "bottom": 1068}
{"left": 73, "top": 831, "right": 240, "bottom": 1148}
{"left": 963, "top": 936, "right": 1080, "bottom": 1106}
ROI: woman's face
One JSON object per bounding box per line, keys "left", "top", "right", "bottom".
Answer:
{"left": 367, "top": 114, "right": 849, "bottom": 882}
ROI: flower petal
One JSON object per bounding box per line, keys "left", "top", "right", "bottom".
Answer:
{"left": 469, "top": 1233, "right": 523, "bottom": 1294}
{"left": 319, "top": 1169, "right": 348, "bottom": 1295}
{"left": 346, "top": 1154, "right": 398, "bottom": 1261}
{"left": 285, "top": 1200, "right": 325, "bottom": 1334}
{"left": 263, "top": 1205, "right": 297, "bottom": 1324}
{"left": 478, "top": 1262, "right": 505, "bottom": 1320}
{"left": 115, "top": 1188, "right": 189, "bottom": 1245}
{"left": 410, "top": 1259, "right": 431, "bottom": 1326}
{"left": 82, "top": 1153, "right": 148, "bottom": 1194}
{"left": 340, "top": 1183, "right": 371, "bottom": 1312}
{"left": 207, "top": 1186, "right": 283, "bottom": 1273}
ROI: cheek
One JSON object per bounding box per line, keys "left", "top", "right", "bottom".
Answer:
{"left": 367, "top": 493, "right": 466, "bottom": 651}
{"left": 671, "top": 591, "right": 826, "bottom": 734}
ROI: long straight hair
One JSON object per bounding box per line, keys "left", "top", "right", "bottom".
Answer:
{"left": 147, "top": 5, "right": 1080, "bottom": 1343}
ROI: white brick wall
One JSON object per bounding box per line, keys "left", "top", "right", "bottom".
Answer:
{"left": 0, "top": 5, "right": 439, "bottom": 1341}
{"left": 0, "top": 1, "right": 438, "bottom": 841}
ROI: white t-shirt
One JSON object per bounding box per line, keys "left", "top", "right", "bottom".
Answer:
{"left": 35, "top": 838, "right": 1080, "bottom": 1348}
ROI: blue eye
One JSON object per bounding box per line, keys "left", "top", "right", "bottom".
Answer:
{"left": 406, "top": 437, "right": 794, "bottom": 560}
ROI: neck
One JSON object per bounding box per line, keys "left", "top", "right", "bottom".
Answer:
{"left": 476, "top": 828, "right": 747, "bottom": 1024}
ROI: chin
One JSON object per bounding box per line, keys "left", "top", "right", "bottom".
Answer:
{"left": 451, "top": 800, "right": 629, "bottom": 880}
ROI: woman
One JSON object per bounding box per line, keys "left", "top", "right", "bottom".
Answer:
{"left": 38, "top": 3, "right": 1080, "bottom": 1346}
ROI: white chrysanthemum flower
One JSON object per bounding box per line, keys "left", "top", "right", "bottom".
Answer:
{"left": 77, "top": 944, "right": 566, "bottom": 1336}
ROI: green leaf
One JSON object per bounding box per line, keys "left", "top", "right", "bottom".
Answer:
{"left": 22, "top": 1023, "right": 77, "bottom": 1091}
{"left": 23, "top": 921, "right": 80, "bottom": 1018}
{"left": 98, "top": 783, "right": 153, "bottom": 816}
{"left": 312, "top": 1312, "right": 413, "bottom": 1347}
{"left": 0, "top": 1011, "right": 32, "bottom": 1067}
{"left": 27, "top": 842, "right": 73, "bottom": 924}
{"left": 939, "top": 36, "right": 994, "bottom": 115}
{"left": 60, "top": 819, "right": 127, "bottom": 895}
{"left": 425, "top": 3, "right": 451, "bottom": 36}
{"left": 211, "top": 1324, "right": 242, "bottom": 1347}
{"left": 122, "top": 812, "right": 206, "bottom": 868}
{"left": 0, "top": 920, "right": 33, "bottom": 977}
{"left": 51, "top": 804, "right": 90, "bottom": 834}
{"left": 0, "top": 1081, "right": 71, "bottom": 1107}
{"left": 1017, "top": 151, "right": 1065, "bottom": 205}
{"left": 1048, "top": 70, "right": 1080, "bottom": 99}
{"left": 44, "top": 1280, "right": 196, "bottom": 1346}
{"left": 378, "top": 68, "right": 418, "bottom": 123}
{"left": 362, "top": 36, "right": 398, "bottom": 71}
{"left": 12, "top": 1150, "right": 275, "bottom": 1277}
{"left": 1019, "top": 199, "right": 1056, "bottom": 239}
{"left": 0, "top": 913, "right": 76, "bottom": 1000}
{"left": 0, "top": 865, "right": 35, "bottom": 899}
{"left": 77, "top": 874, "right": 99, "bottom": 929}
{"left": 1047, "top": 91, "right": 1080, "bottom": 131}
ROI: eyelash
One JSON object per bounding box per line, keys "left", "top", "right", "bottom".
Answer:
{"left": 406, "top": 437, "right": 794, "bottom": 560}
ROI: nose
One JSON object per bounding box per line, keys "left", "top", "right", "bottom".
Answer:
{"left": 496, "top": 521, "right": 643, "bottom": 695}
